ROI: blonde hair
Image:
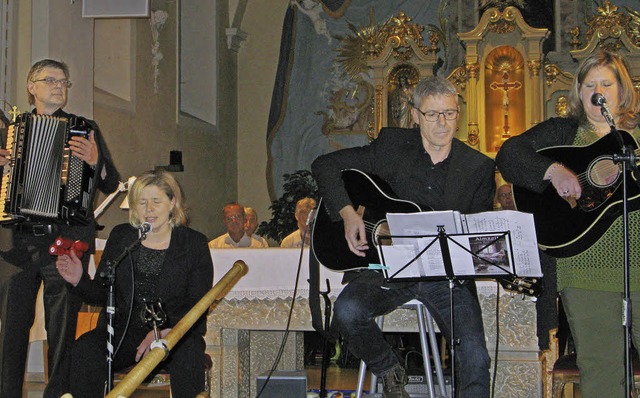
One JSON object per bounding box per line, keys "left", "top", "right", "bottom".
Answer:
{"left": 567, "top": 50, "right": 640, "bottom": 130}
{"left": 128, "top": 169, "right": 188, "bottom": 228}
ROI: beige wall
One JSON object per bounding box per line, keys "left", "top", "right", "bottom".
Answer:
{"left": 237, "top": 2, "right": 290, "bottom": 229}
{"left": 94, "top": 0, "right": 238, "bottom": 240}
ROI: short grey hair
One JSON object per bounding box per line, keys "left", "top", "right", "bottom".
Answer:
{"left": 412, "top": 76, "right": 458, "bottom": 107}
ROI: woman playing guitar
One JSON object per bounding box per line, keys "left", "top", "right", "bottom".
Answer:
{"left": 496, "top": 50, "right": 640, "bottom": 398}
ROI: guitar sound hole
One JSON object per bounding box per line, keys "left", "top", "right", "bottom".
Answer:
{"left": 373, "top": 221, "right": 392, "bottom": 246}
{"left": 589, "top": 157, "right": 620, "bottom": 188}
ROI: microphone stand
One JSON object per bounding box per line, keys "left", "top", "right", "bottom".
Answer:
{"left": 604, "top": 110, "right": 637, "bottom": 397}
{"left": 100, "top": 230, "right": 149, "bottom": 393}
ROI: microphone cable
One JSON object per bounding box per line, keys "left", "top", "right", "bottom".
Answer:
{"left": 255, "top": 227, "right": 309, "bottom": 398}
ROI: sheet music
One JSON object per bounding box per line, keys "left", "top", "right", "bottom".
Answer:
{"left": 462, "top": 210, "right": 542, "bottom": 277}
{"left": 380, "top": 210, "right": 542, "bottom": 279}
{"left": 385, "top": 210, "right": 462, "bottom": 245}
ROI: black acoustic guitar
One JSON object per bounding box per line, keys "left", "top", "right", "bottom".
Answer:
{"left": 312, "top": 169, "right": 542, "bottom": 297}
{"left": 311, "top": 168, "right": 423, "bottom": 272}
{"left": 512, "top": 130, "right": 640, "bottom": 258}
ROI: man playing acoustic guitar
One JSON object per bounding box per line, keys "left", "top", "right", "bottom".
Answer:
{"left": 312, "top": 76, "right": 495, "bottom": 398}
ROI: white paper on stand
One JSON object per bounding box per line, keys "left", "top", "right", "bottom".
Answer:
{"left": 378, "top": 210, "right": 542, "bottom": 279}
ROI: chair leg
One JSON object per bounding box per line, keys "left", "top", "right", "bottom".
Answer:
{"left": 355, "top": 360, "right": 368, "bottom": 398}
{"left": 356, "top": 306, "right": 446, "bottom": 398}
{"left": 416, "top": 304, "right": 436, "bottom": 398}
{"left": 416, "top": 303, "right": 447, "bottom": 398}
{"left": 423, "top": 306, "right": 447, "bottom": 397}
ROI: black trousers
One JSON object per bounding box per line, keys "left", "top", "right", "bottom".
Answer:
{"left": 69, "top": 322, "right": 206, "bottom": 398}
{"left": 0, "top": 235, "right": 83, "bottom": 398}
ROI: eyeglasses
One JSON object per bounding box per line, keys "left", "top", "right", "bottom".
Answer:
{"left": 32, "top": 78, "right": 72, "bottom": 88}
{"left": 414, "top": 108, "right": 458, "bottom": 122}
{"left": 225, "top": 214, "right": 243, "bottom": 222}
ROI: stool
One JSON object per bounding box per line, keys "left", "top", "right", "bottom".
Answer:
{"left": 551, "top": 353, "right": 580, "bottom": 398}
{"left": 355, "top": 300, "right": 446, "bottom": 398}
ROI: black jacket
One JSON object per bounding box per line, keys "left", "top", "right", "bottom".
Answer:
{"left": 73, "top": 224, "right": 214, "bottom": 336}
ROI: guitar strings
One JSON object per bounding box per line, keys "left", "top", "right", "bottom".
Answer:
{"left": 571, "top": 154, "right": 635, "bottom": 187}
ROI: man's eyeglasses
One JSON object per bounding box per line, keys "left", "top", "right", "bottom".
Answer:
{"left": 224, "top": 214, "right": 243, "bottom": 222}
{"left": 414, "top": 108, "right": 458, "bottom": 122}
{"left": 32, "top": 78, "right": 72, "bottom": 88}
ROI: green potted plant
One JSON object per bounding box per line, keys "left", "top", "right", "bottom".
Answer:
{"left": 257, "top": 170, "right": 319, "bottom": 244}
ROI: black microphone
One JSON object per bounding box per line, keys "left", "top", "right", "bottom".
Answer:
{"left": 590, "top": 92, "right": 616, "bottom": 128}
{"left": 591, "top": 92, "right": 606, "bottom": 107}
{"left": 139, "top": 222, "right": 152, "bottom": 234}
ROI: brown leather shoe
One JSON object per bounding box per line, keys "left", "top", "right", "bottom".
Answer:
{"left": 381, "top": 364, "right": 410, "bottom": 398}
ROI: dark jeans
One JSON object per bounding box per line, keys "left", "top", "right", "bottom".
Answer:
{"left": 69, "top": 324, "right": 206, "bottom": 398}
{"left": 332, "top": 270, "right": 490, "bottom": 398}
{"left": 0, "top": 241, "right": 83, "bottom": 398}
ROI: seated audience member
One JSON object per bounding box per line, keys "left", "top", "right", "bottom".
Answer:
{"left": 496, "top": 183, "right": 515, "bottom": 210}
{"left": 209, "top": 203, "right": 268, "bottom": 248}
{"left": 280, "top": 197, "right": 316, "bottom": 248}
{"left": 245, "top": 207, "right": 269, "bottom": 247}
{"left": 56, "top": 169, "right": 213, "bottom": 397}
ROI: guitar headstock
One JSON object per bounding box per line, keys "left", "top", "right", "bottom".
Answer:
{"left": 499, "top": 277, "right": 543, "bottom": 298}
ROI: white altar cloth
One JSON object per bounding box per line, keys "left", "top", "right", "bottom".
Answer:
{"left": 210, "top": 248, "right": 344, "bottom": 300}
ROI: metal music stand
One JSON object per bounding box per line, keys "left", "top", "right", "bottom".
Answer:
{"left": 606, "top": 122, "right": 638, "bottom": 397}
{"left": 376, "top": 225, "right": 523, "bottom": 398}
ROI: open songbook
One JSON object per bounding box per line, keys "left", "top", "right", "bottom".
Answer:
{"left": 376, "top": 210, "right": 543, "bottom": 281}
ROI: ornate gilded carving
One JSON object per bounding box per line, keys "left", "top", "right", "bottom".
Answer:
{"left": 487, "top": 7, "right": 516, "bottom": 34}
{"left": 527, "top": 59, "right": 541, "bottom": 77}
{"left": 466, "top": 62, "right": 480, "bottom": 79}
{"left": 544, "top": 63, "right": 573, "bottom": 86}
{"left": 336, "top": 10, "right": 433, "bottom": 79}
{"left": 628, "top": 7, "right": 640, "bottom": 47}
{"left": 582, "top": 0, "right": 638, "bottom": 52}
{"left": 633, "top": 77, "right": 640, "bottom": 93}
{"left": 555, "top": 95, "right": 568, "bottom": 118}
{"left": 449, "top": 66, "right": 468, "bottom": 90}
{"left": 315, "top": 79, "right": 374, "bottom": 137}
{"left": 331, "top": 10, "right": 440, "bottom": 139}
{"left": 570, "top": 26, "right": 581, "bottom": 50}
{"left": 467, "top": 123, "right": 480, "bottom": 146}
{"left": 381, "top": 12, "right": 431, "bottom": 62}
{"left": 427, "top": 31, "right": 440, "bottom": 55}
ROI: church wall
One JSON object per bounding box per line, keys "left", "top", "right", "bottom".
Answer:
{"left": 93, "top": 0, "right": 238, "bottom": 240}
{"left": 237, "top": 1, "right": 290, "bottom": 230}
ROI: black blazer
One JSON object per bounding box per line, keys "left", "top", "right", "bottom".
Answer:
{"left": 496, "top": 117, "right": 579, "bottom": 193}
{"left": 73, "top": 224, "right": 214, "bottom": 336}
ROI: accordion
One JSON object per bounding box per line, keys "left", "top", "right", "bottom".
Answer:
{"left": 0, "top": 113, "right": 96, "bottom": 225}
